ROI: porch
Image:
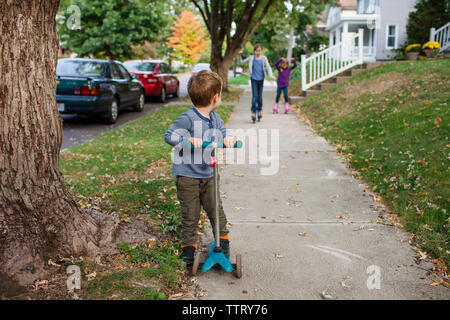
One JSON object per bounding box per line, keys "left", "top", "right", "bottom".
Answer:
{"left": 328, "top": 20, "right": 377, "bottom": 62}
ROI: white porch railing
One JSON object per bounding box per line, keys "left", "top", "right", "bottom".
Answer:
{"left": 301, "top": 29, "right": 364, "bottom": 91}
{"left": 430, "top": 22, "right": 450, "bottom": 51}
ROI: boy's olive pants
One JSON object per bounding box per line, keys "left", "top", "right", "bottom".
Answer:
{"left": 176, "top": 175, "right": 229, "bottom": 246}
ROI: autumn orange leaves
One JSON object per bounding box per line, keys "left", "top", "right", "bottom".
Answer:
{"left": 167, "top": 11, "right": 208, "bottom": 66}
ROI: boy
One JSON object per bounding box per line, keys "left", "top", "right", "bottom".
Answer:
{"left": 164, "top": 70, "right": 237, "bottom": 265}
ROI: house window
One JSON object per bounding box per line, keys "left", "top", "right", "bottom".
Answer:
{"left": 357, "top": 0, "right": 379, "bottom": 14}
{"left": 386, "top": 25, "right": 397, "bottom": 49}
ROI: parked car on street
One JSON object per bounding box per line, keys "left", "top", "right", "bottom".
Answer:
{"left": 192, "top": 63, "right": 242, "bottom": 78}
{"left": 56, "top": 58, "right": 145, "bottom": 124}
{"left": 192, "top": 63, "right": 211, "bottom": 75}
{"left": 123, "top": 60, "right": 179, "bottom": 102}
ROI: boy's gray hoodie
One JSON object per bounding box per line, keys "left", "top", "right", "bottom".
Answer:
{"left": 164, "top": 107, "right": 231, "bottom": 178}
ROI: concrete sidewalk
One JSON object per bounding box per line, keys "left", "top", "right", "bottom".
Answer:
{"left": 194, "top": 86, "right": 449, "bottom": 300}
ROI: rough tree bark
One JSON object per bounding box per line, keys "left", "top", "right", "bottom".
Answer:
{"left": 0, "top": 0, "right": 102, "bottom": 289}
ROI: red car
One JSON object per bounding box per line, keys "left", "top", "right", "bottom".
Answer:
{"left": 123, "top": 60, "right": 179, "bottom": 102}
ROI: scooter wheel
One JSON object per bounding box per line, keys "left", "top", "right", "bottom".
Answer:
{"left": 234, "top": 254, "right": 242, "bottom": 279}
{"left": 191, "top": 252, "right": 201, "bottom": 276}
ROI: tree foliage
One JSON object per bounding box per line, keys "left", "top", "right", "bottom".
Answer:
{"left": 190, "top": 0, "right": 277, "bottom": 88}
{"left": 58, "top": 0, "right": 170, "bottom": 60}
{"left": 167, "top": 11, "right": 209, "bottom": 65}
{"left": 251, "top": 0, "right": 332, "bottom": 63}
{"left": 407, "top": 0, "right": 450, "bottom": 44}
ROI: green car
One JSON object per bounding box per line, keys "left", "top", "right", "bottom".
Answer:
{"left": 56, "top": 58, "right": 145, "bottom": 124}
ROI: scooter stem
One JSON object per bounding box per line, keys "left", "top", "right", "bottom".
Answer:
{"left": 211, "top": 148, "right": 221, "bottom": 250}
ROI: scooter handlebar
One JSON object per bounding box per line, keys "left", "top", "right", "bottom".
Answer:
{"left": 187, "top": 140, "right": 243, "bottom": 149}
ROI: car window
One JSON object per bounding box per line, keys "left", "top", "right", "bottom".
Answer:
{"left": 118, "top": 64, "right": 131, "bottom": 79}
{"left": 111, "top": 63, "right": 124, "bottom": 79}
{"left": 57, "top": 60, "right": 105, "bottom": 78}
{"left": 160, "top": 63, "right": 167, "bottom": 74}
{"left": 123, "top": 61, "right": 156, "bottom": 72}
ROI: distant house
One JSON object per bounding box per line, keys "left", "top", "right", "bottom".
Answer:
{"left": 324, "top": 0, "right": 417, "bottom": 61}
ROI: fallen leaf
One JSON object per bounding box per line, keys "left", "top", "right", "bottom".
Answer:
{"left": 86, "top": 272, "right": 97, "bottom": 281}
{"left": 48, "top": 259, "right": 60, "bottom": 267}
{"left": 321, "top": 290, "right": 335, "bottom": 300}
{"left": 298, "top": 232, "right": 307, "bottom": 237}
{"left": 430, "top": 280, "right": 442, "bottom": 286}
{"left": 169, "top": 293, "right": 183, "bottom": 300}
{"left": 417, "top": 251, "right": 428, "bottom": 260}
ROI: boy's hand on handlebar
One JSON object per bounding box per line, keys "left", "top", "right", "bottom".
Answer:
{"left": 189, "top": 137, "right": 203, "bottom": 148}
{"left": 223, "top": 136, "right": 237, "bottom": 148}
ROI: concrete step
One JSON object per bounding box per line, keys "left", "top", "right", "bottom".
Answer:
{"left": 350, "top": 68, "right": 365, "bottom": 76}
{"left": 320, "top": 82, "right": 337, "bottom": 90}
{"left": 323, "top": 77, "right": 337, "bottom": 84}
{"left": 335, "top": 76, "right": 352, "bottom": 84}
{"left": 290, "top": 96, "right": 306, "bottom": 105}
{"left": 342, "top": 70, "right": 353, "bottom": 77}
{"left": 366, "top": 61, "right": 386, "bottom": 69}
{"left": 302, "top": 89, "right": 321, "bottom": 98}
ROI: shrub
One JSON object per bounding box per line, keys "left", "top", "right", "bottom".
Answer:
{"left": 407, "top": 0, "right": 450, "bottom": 44}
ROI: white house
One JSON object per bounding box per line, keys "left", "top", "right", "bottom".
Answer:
{"left": 324, "top": 0, "right": 417, "bottom": 62}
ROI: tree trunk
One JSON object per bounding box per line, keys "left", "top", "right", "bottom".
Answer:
{"left": 211, "top": 55, "right": 234, "bottom": 93}
{"left": 0, "top": 0, "right": 101, "bottom": 289}
{"left": 210, "top": 39, "right": 235, "bottom": 92}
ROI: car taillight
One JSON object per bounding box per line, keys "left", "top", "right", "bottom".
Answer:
{"left": 74, "top": 87, "right": 101, "bottom": 95}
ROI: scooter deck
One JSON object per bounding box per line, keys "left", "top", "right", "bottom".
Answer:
{"left": 191, "top": 242, "right": 241, "bottom": 278}
{"left": 201, "top": 242, "right": 234, "bottom": 273}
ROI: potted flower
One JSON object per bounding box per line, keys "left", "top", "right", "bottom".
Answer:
{"left": 422, "top": 41, "right": 441, "bottom": 59}
{"left": 405, "top": 44, "right": 421, "bottom": 60}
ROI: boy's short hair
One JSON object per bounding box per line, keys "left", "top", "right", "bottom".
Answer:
{"left": 187, "top": 70, "right": 223, "bottom": 107}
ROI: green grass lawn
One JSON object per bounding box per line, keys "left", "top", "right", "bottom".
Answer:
{"left": 59, "top": 104, "right": 235, "bottom": 299}
{"left": 182, "top": 86, "right": 244, "bottom": 103}
{"left": 228, "top": 74, "right": 250, "bottom": 85}
{"left": 295, "top": 59, "right": 449, "bottom": 266}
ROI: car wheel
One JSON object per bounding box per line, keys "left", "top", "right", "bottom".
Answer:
{"left": 134, "top": 91, "right": 145, "bottom": 112}
{"left": 102, "top": 97, "right": 119, "bottom": 124}
{"left": 159, "top": 86, "right": 166, "bottom": 103}
{"left": 173, "top": 83, "right": 179, "bottom": 98}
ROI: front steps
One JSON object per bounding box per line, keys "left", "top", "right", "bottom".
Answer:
{"left": 290, "top": 62, "right": 387, "bottom": 105}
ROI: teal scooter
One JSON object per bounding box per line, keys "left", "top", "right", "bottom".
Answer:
{"left": 189, "top": 140, "right": 243, "bottom": 279}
